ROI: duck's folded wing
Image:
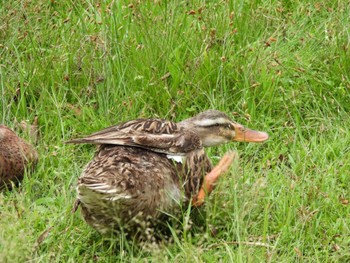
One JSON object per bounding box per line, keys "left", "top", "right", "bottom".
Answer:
{"left": 66, "top": 119, "right": 202, "bottom": 155}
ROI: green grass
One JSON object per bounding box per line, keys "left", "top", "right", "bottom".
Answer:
{"left": 1, "top": 0, "right": 350, "bottom": 261}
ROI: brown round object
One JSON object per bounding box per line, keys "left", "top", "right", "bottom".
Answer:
{"left": 0, "top": 125, "right": 38, "bottom": 188}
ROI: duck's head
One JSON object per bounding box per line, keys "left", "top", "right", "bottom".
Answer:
{"left": 178, "top": 110, "right": 269, "bottom": 147}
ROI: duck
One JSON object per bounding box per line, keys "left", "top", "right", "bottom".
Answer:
{"left": 0, "top": 125, "right": 38, "bottom": 189}
{"left": 67, "top": 110, "right": 268, "bottom": 236}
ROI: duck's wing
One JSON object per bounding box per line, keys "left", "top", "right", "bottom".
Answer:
{"left": 66, "top": 118, "right": 202, "bottom": 155}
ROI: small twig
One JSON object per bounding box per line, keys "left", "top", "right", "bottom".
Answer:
{"left": 12, "top": 199, "right": 23, "bottom": 219}
{"left": 34, "top": 226, "right": 53, "bottom": 250}
{"left": 72, "top": 199, "right": 80, "bottom": 213}
{"left": 207, "top": 240, "right": 274, "bottom": 250}
{"left": 250, "top": 233, "right": 280, "bottom": 242}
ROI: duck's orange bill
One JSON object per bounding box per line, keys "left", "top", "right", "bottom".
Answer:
{"left": 233, "top": 124, "right": 269, "bottom": 143}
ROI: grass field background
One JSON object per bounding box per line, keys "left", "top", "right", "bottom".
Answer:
{"left": 1, "top": 0, "right": 350, "bottom": 262}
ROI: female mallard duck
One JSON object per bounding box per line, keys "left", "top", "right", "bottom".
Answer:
{"left": 67, "top": 110, "right": 268, "bottom": 236}
{"left": 0, "top": 125, "right": 38, "bottom": 189}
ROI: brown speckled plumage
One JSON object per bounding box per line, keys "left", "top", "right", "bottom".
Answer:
{"left": 0, "top": 125, "right": 38, "bottom": 188}
{"left": 77, "top": 145, "right": 211, "bottom": 235}
{"left": 67, "top": 110, "right": 269, "bottom": 236}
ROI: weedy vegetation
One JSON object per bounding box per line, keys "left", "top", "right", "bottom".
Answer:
{"left": 1, "top": 0, "right": 350, "bottom": 262}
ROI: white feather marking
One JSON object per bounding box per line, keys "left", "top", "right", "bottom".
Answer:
{"left": 166, "top": 184, "right": 182, "bottom": 203}
{"left": 84, "top": 183, "right": 121, "bottom": 194}
{"left": 194, "top": 117, "right": 228, "bottom": 126}
{"left": 166, "top": 154, "right": 186, "bottom": 163}
{"left": 105, "top": 194, "right": 132, "bottom": 201}
{"left": 86, "top": 183, "right": 110, "bottom": 190}
{"left": 101, "top": 189, "right": 119, "bottom": 194}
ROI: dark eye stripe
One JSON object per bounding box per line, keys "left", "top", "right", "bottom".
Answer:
{"left": 204, "top": 123, "right": 221, "bottom": 127}
{"left": 204, "top": 123, "right": 233, "bottom": 128}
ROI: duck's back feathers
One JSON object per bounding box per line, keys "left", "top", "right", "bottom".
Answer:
{"left": 66, "top": 119, "right": 202, "bottom": 155}
{"left": 76, "top": 145, "right": 186, "bottom": 234}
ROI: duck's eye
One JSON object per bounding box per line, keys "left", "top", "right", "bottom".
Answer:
{"left": 240, "top": 127, "right": 247, "bottom": 132}
{"left": 226, "top": 124, "right": 233, "bottom": 129}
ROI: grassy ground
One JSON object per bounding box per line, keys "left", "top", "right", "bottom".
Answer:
{"left": 1, "top": 0, "right": 350, "bottom": 262}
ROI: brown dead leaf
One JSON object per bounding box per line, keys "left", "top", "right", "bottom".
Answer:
{"left": 332, "top": 244, "right": 341, "bottom": 251}
{"left": 209, "top": 225, "right": 218, "bottom": 237}
{"left": 90, "top": 35, "right": 98, "bottom": 42}
{"left": 342, "top": 199, "right": 349, "bottom": 205}
{"left": 210, "top": 28, "right": 216, "bottom": 38}
{"left": 278, "top": 154, "right": 285, "bottom": 162}
{"left": 16, "top": 116, "right": 39, "bottom": 144}
{"left": 251, "top": 82, "right": 261, "bottom": 88}
{"left": 294, "top": 247, "right": 302, "bottom": 258}
{"left": 298, "top": 206, "right": 319, "bottom": 222}
{"left": 266, "top": 159, "right": 271, "bottom": 168}
{"left": 66, "top": 103, "right": 82, "bottom": 116}
{"left": 136, "top": 44, "right": 144, "bottom": 50}
{"left": 290, "top": 180, "right": 296, "bottom": 190}
{"left": 13, "top": 88, "right": 21, "bottom": 102}
{"left": 18, "top": 31, "right": 28, "bottom": 40}
{"left": 36, "top": 227, "right": 53, "bottom": 247}
{"left": 160, "top": 72, "right": 171, "bottom": 80}
{"left": 339, "top": 196, "right": 349, "bottom": 205}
